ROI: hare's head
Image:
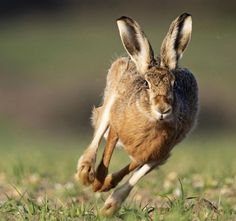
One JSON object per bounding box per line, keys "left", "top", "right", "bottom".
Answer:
{"left": 117, "top": 13, "right": 192, "bottom": 121}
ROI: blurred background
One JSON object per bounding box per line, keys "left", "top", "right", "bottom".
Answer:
{"left": 0, "top": 0, "right": 235, "bottom": 169}
{"left": 0, "top": 2, "right": 236, "bottom": 218}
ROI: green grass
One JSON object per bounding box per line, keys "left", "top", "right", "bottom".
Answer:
{"left": 0, "top": 131, "right": 235, "bottom": 220}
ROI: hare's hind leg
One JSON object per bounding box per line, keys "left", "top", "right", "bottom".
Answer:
{"left": 76, "top": 94, "right": 116, "bottom": 186}
{"left": 100, "top": 161, "right": 157, "bottom": 217}
{"left": 92, "top": 126, "right": 118, "bottom": 192}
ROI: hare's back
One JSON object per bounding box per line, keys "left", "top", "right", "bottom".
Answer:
{"left": 104, "top": 57, "right": 137, "bottom": 97}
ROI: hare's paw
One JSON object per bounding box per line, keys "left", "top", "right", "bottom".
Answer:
{"left": 93, "top": 175, "right": 113, "bottom": 192}
{"left": 98, "top": 174, "right": 115, "bottom": 192}
{"left": 100, "top": 184, "right": 131, "bottom": 217}
{"left": 92, "top": 178, "right": 103, "bottom": 192}
{"left": 100, "top": 195, "right": 121, "bottom": 217}
{"left": 75, "top": 156, "right": 95, "bottom": 186}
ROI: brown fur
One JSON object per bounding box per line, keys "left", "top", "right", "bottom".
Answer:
{"left": 76, "top": 13, "right": 198, "bottom": 216}
{"left": 93, "top": 57, "right": 197, "bottom": 166}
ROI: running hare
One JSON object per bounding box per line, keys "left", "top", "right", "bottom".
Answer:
{"left": 76, "top": 13, "right": 198, "bottom": 216}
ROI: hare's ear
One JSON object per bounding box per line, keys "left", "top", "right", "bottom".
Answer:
{"left": 117, "top": 16, "right": 154, "bottom": 74}
{"left": 160, "top": 13, "right": 192, "bottom": 70}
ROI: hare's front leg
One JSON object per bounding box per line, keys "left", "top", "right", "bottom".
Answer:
{"left": 76, "top": 95, "right": 116, "bottom": 186}
{"left": 100, "top": 161, "right": 157, "bottom": 217}
{"left": 95, "top": 160, "right": 140, "bottom": 192}
{"left": 93, "top": 127, "right": 118, "bottom": 192}
{"left": 76, "top": 122, "right": 108, "bottom": 186}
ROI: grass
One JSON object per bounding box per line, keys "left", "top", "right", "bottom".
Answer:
{"left": 0, "top": 130, "right": 235, "bottom": 220}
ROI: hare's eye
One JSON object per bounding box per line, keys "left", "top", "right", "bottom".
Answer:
{"left": 144, "top": 80, "right": 149, "bottom": 89}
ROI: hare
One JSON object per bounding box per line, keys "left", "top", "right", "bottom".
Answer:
{"left": 76, "top": 13, "right": 198, "bottom": 216}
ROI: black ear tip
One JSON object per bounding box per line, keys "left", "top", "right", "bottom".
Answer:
{"left": 116, "top": 16, "right": 134, "bottom": 23}
{"left": 177, "top": 13, "right": 192, "bottom": 23}
{"left": 117, "top": 16, "right": 128, "bottom": 21}
{"left": 180, "top": 12, "right": 192, "bottom": 18}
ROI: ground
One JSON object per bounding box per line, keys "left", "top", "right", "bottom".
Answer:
{"left": 0, "top": 131, "right": 235, "bottom": 221}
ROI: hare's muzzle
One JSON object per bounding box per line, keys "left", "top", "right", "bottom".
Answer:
{"left": 152, "top": 106, "right": 173, "bottom": 121}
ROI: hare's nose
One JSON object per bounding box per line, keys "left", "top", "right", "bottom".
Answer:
{"left": 162, "top": 108, "right": 172, "bottom": 115}
{"left": 158, "top": 106, "right": 171, "bottom": 114}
